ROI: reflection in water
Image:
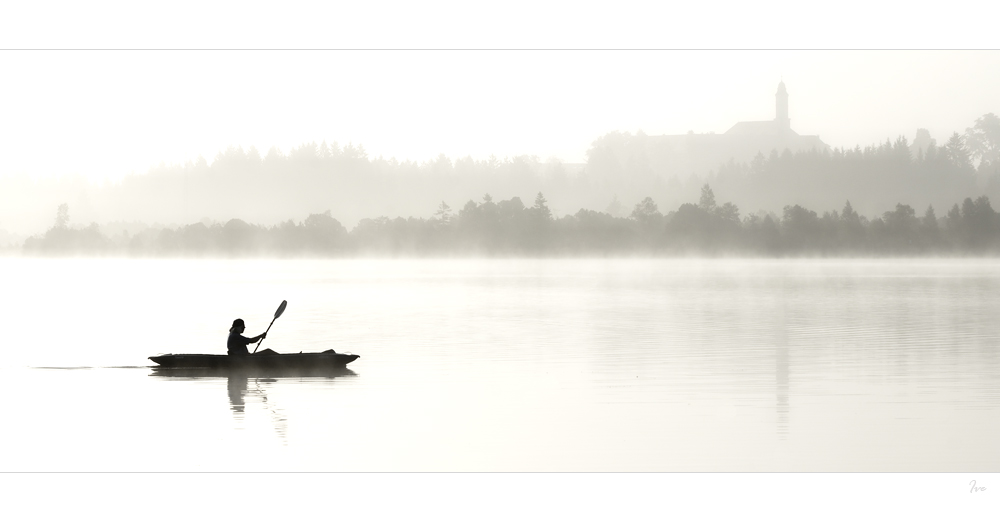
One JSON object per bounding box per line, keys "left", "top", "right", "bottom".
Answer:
{"left": 151, "top": 367, "right": 358, "bottom": 379}
{"left": 245, "top": 377, "right": 284, "bottom": 440}
{"left": 10, "top": 259, "right": 1000, "bottom": 471}
{"left": 228, "top": 373, "right": 247, "bottom": 413}
{"left": 773, "top": 299, "right": 790, "bottom": 439}
{"left": 151, "top": 367, "right": 357, "bottom": 443}
{"left": 775, "top": 335, "right": 789, "bottom": 439}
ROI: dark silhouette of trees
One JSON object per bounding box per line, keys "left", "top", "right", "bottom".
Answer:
{"left": 9, "top": 113, "right": 1000, "bottom": 243}
{"left": 18, "top": 190, "right": 1000, "bottom": 257}
{"left": 661, "top": 186, "right": 743, "bottom": 253}
{"left": 630, "top": 197, "right": 662, "bottom": 227}
{"left": 433, "top": 201, "right": 452, "bottom": 225}
{"left": 532, "top": 192, "right": 552, "bottom": 223}
{"left": 15, "top": 111, "right": 1000, "bottom": 258}
{"left": 556, "top": 209, "right": 635, "bottom": 254}
{"left": 55, "top": 204, "right": 69, "bottom": 229}
{"left": 699, "top": 184, "right": 716, "bottom": 211}
{"left": 838, "top": 200, "right": 866, "bottom": 248}
{"left": 666, "top": 203, "right": 716, "bottom": 251}
{"left": 966, "top": 113, "right": 1000, "bottom": 168}
{"left": 742, "top": 212, "right": 781, "bottom": 254}
{"left": 605, "top": 194, "right": 624, "bottom": 217}
{"left": 781, "top": 205, "right": 824, "bottom": 251}
{"left": 943, "top": 133, "right": 975, "bottom": 173}
{"left": 878, "top": 204, "right": 921, "bottom": 253}
{"left": 23, "top": 204, "right": 109, "bottom": 255}
{"left": 302, "top": 211, "right": 349, "bottom": 253}
{"left": 945, "top": 196, "right": 1000, "bottom": 251}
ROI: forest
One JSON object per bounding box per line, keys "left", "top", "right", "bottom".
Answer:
{"left": 19, "top": 185, "right": 1000, "bottom": 256}
{"left": 2, "top": 114, "right": 998, "bottom": 242}
{"left": 7, "top": 113, "right": 1000, "bottom": 256}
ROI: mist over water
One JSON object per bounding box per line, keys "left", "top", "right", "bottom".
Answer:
{"left": 2, "top": 13, "right": 1000, "bottom": 518}
{"left": 2, "top": 48, "right": 1000, "bottom": 483}
{"left": 2, "top": 257, "right": 998, "bottom": 471}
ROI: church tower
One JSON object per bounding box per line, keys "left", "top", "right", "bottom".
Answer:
{"left": 775, "top": 80, "right": 790, "bottom": 131}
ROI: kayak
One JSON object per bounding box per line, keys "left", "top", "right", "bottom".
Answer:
{"left": 149, "top": 349, "right": 359, "bottom": 369}
{"left": 150, "top": 365, "right": 357, "bottom": 379}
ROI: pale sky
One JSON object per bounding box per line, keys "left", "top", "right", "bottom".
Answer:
{"left": 1, "top": 4, "right": 998, "bottom": 183}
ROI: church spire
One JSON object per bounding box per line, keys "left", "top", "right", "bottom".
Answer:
{"left": 775, "top": 80, "right": 789, "bottom": 131}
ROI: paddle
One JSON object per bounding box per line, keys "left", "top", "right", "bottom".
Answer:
{"left": 253, "top": 300, "right": 287, "bottom": 354}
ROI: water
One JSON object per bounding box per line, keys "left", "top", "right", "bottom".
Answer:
{"left": 1, "top": 257, "right": 998, "bottom": 471}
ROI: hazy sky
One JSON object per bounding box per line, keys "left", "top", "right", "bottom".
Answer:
{"left": 1, "top": 4, "right": 998, "bottom": 183}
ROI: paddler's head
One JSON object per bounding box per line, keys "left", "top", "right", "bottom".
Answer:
{"left": 231, "top": 318, "right": 245, "bottom": 333}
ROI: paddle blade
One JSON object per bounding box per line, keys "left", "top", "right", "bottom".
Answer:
{"left": 274, "top": 300, "right": 287, "bottom": 319}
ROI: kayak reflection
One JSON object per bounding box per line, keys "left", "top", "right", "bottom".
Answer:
{"left": 150, "top": 366, "right": 358, "bottom": 379}
{"left": 149, "top": 366, "right": 358, "bottom": 441}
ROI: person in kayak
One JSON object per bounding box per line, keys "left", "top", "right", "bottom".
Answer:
{"left": 228, "top": 318, "right": 277, "bottom": 356}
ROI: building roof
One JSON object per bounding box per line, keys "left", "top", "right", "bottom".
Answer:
{"left": 725, "top": 120, "right": 798, "bottom": 136}
{"left": 637, "top": 81, "right": 828, "bottom": 176}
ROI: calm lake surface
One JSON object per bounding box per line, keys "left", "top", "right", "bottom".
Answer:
{"left": 1, "top": 257, "right": 998, "bottom": 471}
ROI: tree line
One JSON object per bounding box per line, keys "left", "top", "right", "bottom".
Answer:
{"left": 20, "top": 187, "right": 1000, "bottom": 256}
{"left": 4, "top": 113, "right": 998, "bottom": 240}
{"left": 587, "top": 113, "right": 1000, "bottom": 220}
